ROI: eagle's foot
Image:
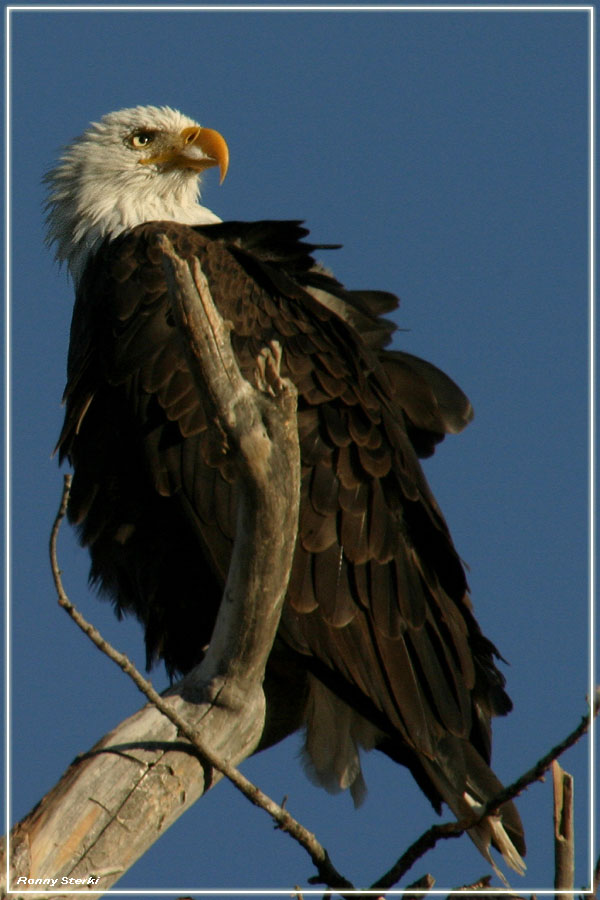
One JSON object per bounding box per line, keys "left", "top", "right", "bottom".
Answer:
{"left": 255, "top": 340, "right": 284, "bottom": 397}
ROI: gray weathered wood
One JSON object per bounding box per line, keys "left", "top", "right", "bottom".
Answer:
{"left": 1, "top": 238, "right": 301, "bottom": 898}
{"left": 552, "top": 760, "right": 574, "bottom": 900}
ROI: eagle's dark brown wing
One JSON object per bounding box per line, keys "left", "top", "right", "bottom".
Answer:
{"left": 57, "top": 219, "right": 524, "bottom": 867}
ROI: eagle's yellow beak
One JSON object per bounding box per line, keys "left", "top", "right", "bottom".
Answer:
{"left": 177, "top": 126, "right": 229, "bottom": 184}
{"left": 141, "top": 126, "right": 229, "bottom": 184}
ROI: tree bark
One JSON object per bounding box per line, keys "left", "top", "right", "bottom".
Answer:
{"left": 552, "top": 760, "right": 574, "bottom": 900}
{"left": 1, "top": 237, "right": 301, "bottom": 898}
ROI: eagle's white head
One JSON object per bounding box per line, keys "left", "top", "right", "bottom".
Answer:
{"left": 45, "top": 105, "right": 229, "bottom": 284}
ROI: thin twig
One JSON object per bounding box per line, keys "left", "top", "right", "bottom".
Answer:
{"left": 370, "top": 694, "right": 600, "bottom": 891}
{"left": 480, "top": 699, "right": 598, "bottom": 819}
{"left": 370, "top": 821, "right": 464, "bottom": 892}
{"left": 50, "top": 474, "right": 354, "bottom": 892}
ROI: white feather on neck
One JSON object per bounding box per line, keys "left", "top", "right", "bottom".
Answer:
{"left": 44, "top": 106, "right": 222, "bottom": 286}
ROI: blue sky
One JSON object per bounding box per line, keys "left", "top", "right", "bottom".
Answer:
{"left": 5, "top": 4, "right": 594, "bottom": 896}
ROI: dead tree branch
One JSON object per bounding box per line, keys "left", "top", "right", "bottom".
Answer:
{"left": 552, "top": 761, "right": 574, "bottom": 900}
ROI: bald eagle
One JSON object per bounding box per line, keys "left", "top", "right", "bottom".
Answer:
{"left": 45, "top": 105, "right": 525, "bottom": 879}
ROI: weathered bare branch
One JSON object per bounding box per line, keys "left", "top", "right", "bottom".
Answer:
{"left": 159, "top": 234, "right": 301, "bottom": 695}
{"left": 3, "top": 520, "right": 349, "bottom": 900}
{"left": 552, "top": 761, "right": 574, "bottom": 900}
{"left": 45, "top": 483, "right": 345, "bottom": 893}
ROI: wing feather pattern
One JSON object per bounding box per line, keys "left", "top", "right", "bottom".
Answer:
{"left": 57, "top": 218, "right": 525, "bottom": 872}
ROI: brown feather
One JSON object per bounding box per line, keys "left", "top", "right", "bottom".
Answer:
{"left": 300, "top": 503, "right": 338, "bottom": 554}
{"left": 313, "top": 545, "right": 356, "bottom": 627}
{"left": 368, "top": 479, "right": 398, "bottom": 563}
{"left": 310, "top": 461, "right": 340, "bottom": 517}
{"left": 320, "top": 405, "right": 352, "bottom": 448}
{"left": 287, "top": 543, "right": 319, "bottom": 613}
{"left": 340, "top": 508, "right": 370, "bottom": 565}
{"left": 338, "top": 480, "right": 369, "bottom": 515}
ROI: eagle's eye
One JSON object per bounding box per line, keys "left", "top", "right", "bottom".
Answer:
{"left": 130, "top": 131, "right": 155, "bottom": 149}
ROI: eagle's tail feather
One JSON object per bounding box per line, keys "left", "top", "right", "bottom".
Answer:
{"left": 421, "top": 747, "right": 526, "bottom": 884}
